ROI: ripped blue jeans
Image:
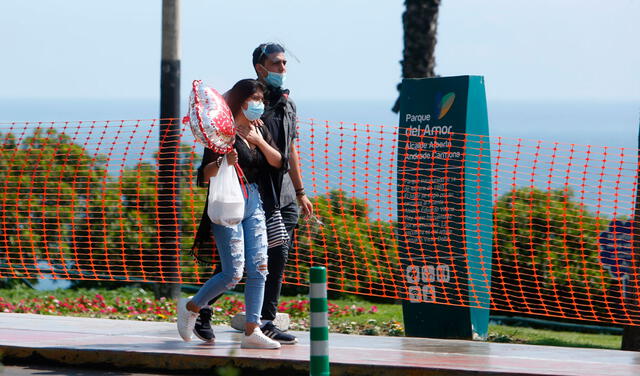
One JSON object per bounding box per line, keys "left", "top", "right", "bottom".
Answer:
{"left": 191, "top": 183, "right": 268, "bottom": 324}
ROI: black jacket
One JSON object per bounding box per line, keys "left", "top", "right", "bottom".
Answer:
{"left": 262, "top": 86, "right": 298, "bottom": 207}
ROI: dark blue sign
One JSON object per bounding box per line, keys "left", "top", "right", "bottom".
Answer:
{"left": 598, "top": 219, "right": 632, "bottom": 280}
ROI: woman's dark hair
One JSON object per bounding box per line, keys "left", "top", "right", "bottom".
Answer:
{"left": 225, "top": 79, "right": 266, "bottom": 118}
{"left": 252, "top": 43, "right": 285, "bottom": 66}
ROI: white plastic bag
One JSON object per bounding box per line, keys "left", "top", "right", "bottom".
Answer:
{"left": 207, "top": 158, "right": 245, "bottom": 227}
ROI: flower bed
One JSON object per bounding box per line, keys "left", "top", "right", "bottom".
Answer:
{"left": 0, "top": 289, "right": 404, "bottom": 336}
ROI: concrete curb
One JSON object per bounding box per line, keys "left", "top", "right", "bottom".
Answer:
{"left": 1, "top": 345, "right": 309, "bottom": 374}
{"left": 0, "top": 344, "right": 456, "bottom": 376}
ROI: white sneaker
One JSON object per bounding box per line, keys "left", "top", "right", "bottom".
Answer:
{"left": 240, "top": 327, "right": 281, "bottom": 349}
{"left": 177, "top": 297, "right": 198, "bottom": 342}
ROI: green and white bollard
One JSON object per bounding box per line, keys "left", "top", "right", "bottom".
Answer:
{"left": 310, "top": 266, "right": 330, "bottom": 376}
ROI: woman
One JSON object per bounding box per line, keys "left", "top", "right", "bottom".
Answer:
{"left": 178, "top": 79, "right": 284, "bottom": 349}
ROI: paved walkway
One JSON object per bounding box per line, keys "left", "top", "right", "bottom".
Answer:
{"left": 1, "top": 313, "right": 640, "bottom": 376}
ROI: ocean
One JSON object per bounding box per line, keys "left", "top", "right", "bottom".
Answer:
{"left": 2, "top": 98, "right": 637, "bottom": 147}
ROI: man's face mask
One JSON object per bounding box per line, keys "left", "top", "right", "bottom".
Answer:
{"left": 264, "top": 70, "right": 286, "bottom": 89}
{"left": 258, "top": 47, "right": 287, "bottom": 89}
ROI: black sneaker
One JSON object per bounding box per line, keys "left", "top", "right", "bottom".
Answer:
{"left": 193, "top": 307, "right": 215, "bottom": 343}
{"left": 261, "top": 321, "right": 298, "bottom": 344}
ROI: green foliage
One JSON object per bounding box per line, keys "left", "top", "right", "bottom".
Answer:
{"left": 293, "top": 190, "right": 402, "bottom": 297}
{"left": 0, "top": 127, "right": 401, "bottom": 296}
{"left": 0, "top": 127, "right": 108, "bottom": 274}
{"left": 492, "top": 186, "right": 616, "bottom": 320}
{"left": 0, "top": 128, "right": 208, "bottom": 283}
{"left": 0, "top": 127, "right": 624, "bottom": 325}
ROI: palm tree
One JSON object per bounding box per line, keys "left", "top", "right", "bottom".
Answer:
{"left": 392, "top": 0, "right": 442, "bottom": 113}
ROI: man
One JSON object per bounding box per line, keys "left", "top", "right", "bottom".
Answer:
{"left": 194, "top": 43, "right": 313, "bottom": 345}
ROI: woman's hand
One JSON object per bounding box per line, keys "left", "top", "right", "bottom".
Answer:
{"left": 226, "top": 148, "right": 238, "bottom": 165}
{"left": 237, "top": 123, "right": 264, "bottom": 146}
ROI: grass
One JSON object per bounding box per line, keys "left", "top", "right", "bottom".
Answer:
{"left": 328, "top": 297, "right": 403, "bottom": 324}
{"left": 487, "top": 324, "right": 622, "bottom": 350}
{"left": 310, "top": 296, "right": 404, "bottom": 336}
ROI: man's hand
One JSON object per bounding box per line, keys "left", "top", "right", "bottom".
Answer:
{"left": 297, "top": 194, "right": 314, "bottom": 219}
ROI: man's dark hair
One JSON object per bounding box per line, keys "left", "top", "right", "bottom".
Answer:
{"left": 225, "top": 79, "right": 266, "bottom": 117}
{"left": 252, "top": 43, "right": 286, "bottom": 66}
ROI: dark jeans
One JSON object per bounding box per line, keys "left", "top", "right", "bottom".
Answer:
{"left": 261, "top": 201, "right": 299, "bottom": 321}
{"left": 207, "top": 201, "right": 299, "bottom": 323}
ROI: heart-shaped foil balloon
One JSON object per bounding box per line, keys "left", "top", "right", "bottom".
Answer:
{"left": 184, "top": 80, "right": 235, "bottom": 153}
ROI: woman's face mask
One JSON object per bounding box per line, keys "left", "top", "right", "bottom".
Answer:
{"left": 242, "top": 100, "right": 265, "bottom": 121}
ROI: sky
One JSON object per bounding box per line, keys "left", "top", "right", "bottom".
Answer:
{"left": 1, "top": 0, "right": 639, "bottom": 103}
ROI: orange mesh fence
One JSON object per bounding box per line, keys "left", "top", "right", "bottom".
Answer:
{"left": 1, "top": 119, "right": 639, "bottom": 325}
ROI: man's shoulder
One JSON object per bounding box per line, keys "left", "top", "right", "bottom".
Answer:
{"left": 284, "top": 95, "right": 296, "bottom": 113}
{"left": 285, "top": 95, "right": 295, "bottom": 106}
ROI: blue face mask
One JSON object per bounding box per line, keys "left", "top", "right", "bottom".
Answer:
{"left": 242, "top": 100, "right": 264, "bottom": 121}
{"left": 265, "top": 71, "right": 286, "bottom": 88}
